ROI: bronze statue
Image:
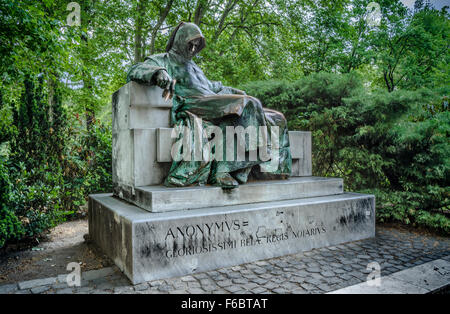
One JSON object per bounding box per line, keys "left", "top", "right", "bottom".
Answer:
{"left": 127, "top": 22, "right": 291, "bottom": 188}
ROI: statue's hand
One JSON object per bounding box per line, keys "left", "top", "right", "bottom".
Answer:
{"left": 154, "top": 70, "right": 172, "bottom": 89}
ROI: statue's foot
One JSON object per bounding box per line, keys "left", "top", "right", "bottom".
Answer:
{"left": 233, "top": 167, "right": 252, "bottom": 184}
{"left": 211, "top": 172, "right": 238, "bottom": 189}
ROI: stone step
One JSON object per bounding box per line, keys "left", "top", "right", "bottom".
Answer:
{"left": 132, "top": 176, "right": 344, "bottom": 212}
{"left": 89, "top": 192, "right": 375, "bottom": 284}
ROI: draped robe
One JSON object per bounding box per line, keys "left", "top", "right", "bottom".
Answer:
{"left": 127, "top": 22, "right": 291, "bottom": 187}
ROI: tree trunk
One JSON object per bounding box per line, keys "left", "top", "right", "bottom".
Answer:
{"left": 149, "top": 0, "right": 174, "bottom": 55}
{"left": 383, "top": 70, "right": 394, "bottom": 92}
{"left": 213, "top": 0, "right": 239, "bottom": 41}
{"left": 81, "top": 28, "right": 95, "bottom": 130}
{"left": 194, "top": 0, "right": 210, "bottom": 25}
{"left": 134, "top": 0, "right": 146, "bottom": 63}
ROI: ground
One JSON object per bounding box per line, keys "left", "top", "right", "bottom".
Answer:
{"left": 0, "top": 219, "right": 112, "bottom": 284}
{"left": 0, "top": 219, "right": 449, "bottom": 294}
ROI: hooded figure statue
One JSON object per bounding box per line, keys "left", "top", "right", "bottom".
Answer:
{"left": 127, "top": 22, "right": 292, "bottom": 188}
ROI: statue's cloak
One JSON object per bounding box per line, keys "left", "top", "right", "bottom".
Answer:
{"left": 127, "top": 22, "right": 291, "bottom": 187}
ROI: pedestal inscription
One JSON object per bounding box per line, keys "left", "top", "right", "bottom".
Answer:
{"left": 89, "top": 192, "right": 375, "bottom": 284}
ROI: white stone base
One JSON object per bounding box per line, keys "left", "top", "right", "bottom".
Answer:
{"left": 127, "top": 177, "right": 343, "bottom": 212}
{"left": 89, "top": 192, "right": 375, "bottom": 284}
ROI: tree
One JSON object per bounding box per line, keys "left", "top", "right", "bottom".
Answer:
{"left": 370, "top": 0, "right": 449, "bottom": 92}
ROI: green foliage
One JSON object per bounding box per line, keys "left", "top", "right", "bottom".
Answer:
{"left": 0, "top": 156, "right": 25, "bottom": 247}
{"left": 6, "top": 161, "right": 65, "bottom": 239}
{"left": 366, "top": 189, "right": 449, "bottom": 234}
{"left": 368, "top": 1, "right": 450, "bottom": 92}
{"left": 387, "top": 107, "right": 450, "bottom": 215}
{"left": 0, "top": 91, "right": 16, "bottom": 146}
{"left": 243, "top": 73, "right": 450, "bottom": 234}
{"left": 0, "top": 75, "right": 67, "bottom": 246}
{"left": 0, "top": 74, "right": 112, "bottom": 247}
{"left": 0, "top": 0, "right": 68, "bottom": 84}
{"left": 60, "top": 117, "right": 112, "bottom": 212}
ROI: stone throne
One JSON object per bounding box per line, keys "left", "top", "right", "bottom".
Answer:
{"left": 89, "top": 82, "right": 375, "bottom": 284}
{"left": 112, "top": 81, "right": 313, "bottom": 212}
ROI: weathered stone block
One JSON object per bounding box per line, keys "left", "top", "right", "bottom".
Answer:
{"left": 112, "top": 81, "right": 172, "bottom": 131}
{"left": 156, "top": 127, "right": 175, "bottom": 163}
{"left": 131, "top": 176, "right": 343, "bottom": 212}
{"left": 112, "top": 82, "right": 173, "bottom": 191}
{"left": 89, "top": 192, "right": 375, "bottom": 284}
{"left": 290, "top": 131, "right": 312, "bottom": 176}
{"left": 112, "top": 128, "right": 171, "bottom": 190}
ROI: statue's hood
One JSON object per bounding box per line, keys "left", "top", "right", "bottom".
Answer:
{"left": 166, "top": 22, "right": 206, "bottom": 60}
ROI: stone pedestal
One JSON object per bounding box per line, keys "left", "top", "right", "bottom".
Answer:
{"left": 123, "top": 177, "right": 343, "bottom": 213}
{"left": 89, "top": 190, "right": 375, "bottom": 284}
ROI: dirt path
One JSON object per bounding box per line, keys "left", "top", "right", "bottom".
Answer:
{"left": 0, "top": 219, "right": 112, "bottom": 285}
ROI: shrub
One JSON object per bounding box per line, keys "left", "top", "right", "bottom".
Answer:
{"left": 60, "top": 116, "right": 112, "bottom": 213}
{"left": 0, "top": 156, "right": 24, "bottom": 247}
{"left": 242, "top": 73, "right": 449, "bottom": 234}
{"left": 0, "top": 73, "right": 114, "bottom": 248}
{"left": 366, "top": 188, "right": 449, "bottom": 234}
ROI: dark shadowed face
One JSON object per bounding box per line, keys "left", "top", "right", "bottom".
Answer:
{"left": 187, "top": 38, "right": 203, "bottom": 58}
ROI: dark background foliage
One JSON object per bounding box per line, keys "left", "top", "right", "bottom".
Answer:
{"left": 243, "top": 73, "right": 449, "bottom": 233}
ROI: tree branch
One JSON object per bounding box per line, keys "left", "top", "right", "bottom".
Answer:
{"left": 213, "top": 0, "right": 239, "bottom": 41}
{"left": 149, "top": 0, "right": 175, "bottom": 55}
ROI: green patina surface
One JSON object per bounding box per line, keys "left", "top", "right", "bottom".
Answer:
{"left": 127, "top": 22, "right": 291, "bottom": 188}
